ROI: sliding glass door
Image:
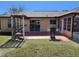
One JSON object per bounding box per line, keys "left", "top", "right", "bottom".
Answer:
{"left": 30, "top": 20, "right": 40, "bottom": 32}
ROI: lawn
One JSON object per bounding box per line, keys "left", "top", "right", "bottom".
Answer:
{"left": 0, "top": 36, "right": 11, "bottom": 45}
{"left": 0, "top": 36, "right": 79, "bottom": 57}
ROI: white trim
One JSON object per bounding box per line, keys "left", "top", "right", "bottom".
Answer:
{"left": 22, "top": 16, "right": 25, "bottom": 39}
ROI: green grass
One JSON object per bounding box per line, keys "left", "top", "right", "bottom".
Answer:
{"left": 0, "top": 36, "right": 14, "bottom": 56}
{"left": 0, "top": 36, "right": 79, "bottom": 57}
{"left": 0, "top": 36, "right": 11, "bottom": 45}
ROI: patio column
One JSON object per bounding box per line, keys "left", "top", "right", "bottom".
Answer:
{"left": 15, "top": 17, "right": 17, "bottom": 29}
{"left": 66, "top": 19, "right": 68, "bottom": 31}
{"left": 22, "top": 16, "right": 25, "bottom": 39}
{"left": 11, "top": 16, "right": 13, "bottom": 39}
{"left": 71, "top": 17, "right": 73, "bottom": 32}
{"left": 18, "top": 18, "right": 20, "bottom": 29}
{"left": 56, "top": 19, "right": 58, "bottom": 31}
{"left": 61, "top": 19, "right": 64, "bottom": 33}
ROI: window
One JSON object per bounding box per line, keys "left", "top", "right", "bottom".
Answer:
{"left": 30, "top": 20, "right": 40, "bottom": 31}
{"left": 64, "top": 18, "right": 67, "bottom": 30}
{"left": 50, "top": 20, "right": 56, "bottom": 24}
{"left": 58, "top": 20, "right": 62, "bottom": 31}
{"left": 67, "top": 18, "right": 71, "bottom": 31}
{"left": 8, "top": 18, "right": 11, "bottom": 28}
{"left": 63, "top": 18, "right": 71, "bottom": 31}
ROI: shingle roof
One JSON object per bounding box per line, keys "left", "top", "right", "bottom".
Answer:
{"left": 0, "top": 8, "right": 79, "bottom": 17}
{"left": 17, "top": 11, "right": 67, "bottom": 17}
{"left": 0, "top": 14, "right": 10, "bottom": 17}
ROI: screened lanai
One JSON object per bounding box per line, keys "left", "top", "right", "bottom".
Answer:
{"left": 73, "top": 14, "right": 79, "bottom": 42}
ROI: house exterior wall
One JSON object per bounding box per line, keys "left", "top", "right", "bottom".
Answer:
{"left": 40, "top": 18, "right": 50, "bottom": 32}
{"left": 0, "top": 17, "right": 51, "bottom": 32}
{"left": 24, "top": 18, "right": 28, "bottom": 32}
{"left": 0, "top": 13, "right": 75, "bottom": 38}
{"left": 0, "top": 17, "right": 9, "bottom": 32}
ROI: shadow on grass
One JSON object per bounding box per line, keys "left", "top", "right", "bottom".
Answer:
{"left": 0, "top": 39, "right": 24, "bottom": 48}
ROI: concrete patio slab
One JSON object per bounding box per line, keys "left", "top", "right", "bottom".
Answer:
{"left": 23, "top": 36, "right": 70, "bottom": 42}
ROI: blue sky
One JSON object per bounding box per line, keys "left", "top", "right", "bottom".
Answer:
{"left": 0, "top": 1, "right": 79, "bottom": 14}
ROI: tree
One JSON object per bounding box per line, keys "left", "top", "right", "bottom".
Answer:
{"left": 2, "top": 6, "right": 24, "bottom": 15}
{"left": 9, "top": 6, "right": 24, "bottom": 14}
{"left": 62, "top": 10, "right": 69, "bottom": 12}
{"left": 2, "top": 12, "right": 8, "bottom": 15}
